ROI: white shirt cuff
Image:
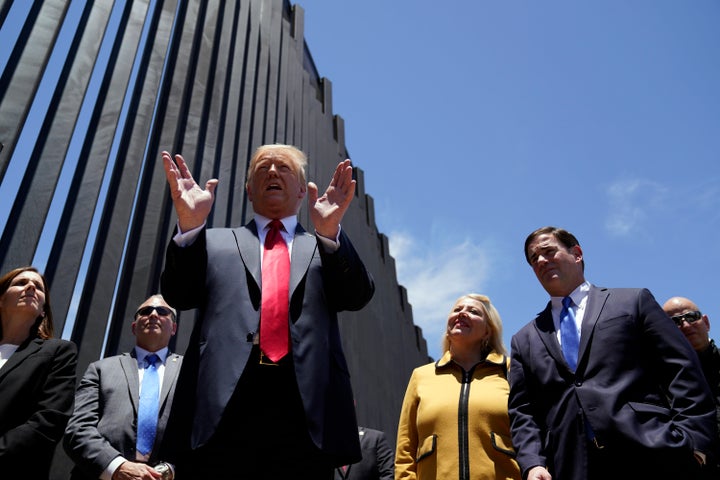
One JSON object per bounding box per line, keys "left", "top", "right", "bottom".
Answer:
{"left": 102, "top": 456, "right": 126, "bottom": 480}
{"left": 172, "top": 222, "right": 205, "bottom": 247}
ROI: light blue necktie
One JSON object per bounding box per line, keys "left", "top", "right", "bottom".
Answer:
{"left": 560, "top": 296, "right": 579, "bottom": 370}
{"left": 137, "top": 354, "right": 159, "bottom": 455}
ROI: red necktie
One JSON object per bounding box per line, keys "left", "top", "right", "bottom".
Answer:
{"left": 260, "top": 220, "right": 290, "bottom": 361}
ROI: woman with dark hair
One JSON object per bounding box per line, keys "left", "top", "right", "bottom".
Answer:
{"left": 0, "top": 266, "right": 78, "bottom": 479}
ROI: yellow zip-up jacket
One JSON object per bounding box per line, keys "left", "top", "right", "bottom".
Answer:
{"left": 395, "top": 351, "right": 521, "bottom": 480}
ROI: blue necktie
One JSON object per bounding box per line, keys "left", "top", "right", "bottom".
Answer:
{"left": 560, "top": 296, "right": 579, "bottom": 370}
{"left": 137, "top": 354, "right": 159, "bottom": 455}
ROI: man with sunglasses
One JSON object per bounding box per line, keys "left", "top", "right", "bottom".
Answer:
{"left": 663, "top": 297, "right": 720, "bottom": 478}
{"left": 64, "top": 294, "right": 182, "bottom": 480}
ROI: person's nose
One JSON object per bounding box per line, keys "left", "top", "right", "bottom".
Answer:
{"left": 268, "top": 163, "right": 279, "bottom": 175}
{"left": 535, "top": 254, "right": 549, "bottom": 266}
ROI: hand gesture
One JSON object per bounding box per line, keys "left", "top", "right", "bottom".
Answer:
{"left": 308, "top": 159, "right": 355, "bottom": 239}
{"left": 162, "top": 151, "right": 219, "bottom": 232}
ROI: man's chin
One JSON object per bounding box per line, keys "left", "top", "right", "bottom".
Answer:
{"left": 540, "top": 277, "right": 564, "bottom": 295}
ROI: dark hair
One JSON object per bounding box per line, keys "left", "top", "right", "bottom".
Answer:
{"left": 0, "top": 266, "right": 54, "bottom": 340}
{"left": 524, "top": 226, "right": 584, "bottom": 270}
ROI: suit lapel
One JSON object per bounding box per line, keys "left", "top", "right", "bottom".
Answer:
{"left": 534, "top": 303, "right": 566, "bottom": 365}
{"left": 233, "top": 223, "right": 261, "bottom": 287}
{"left": 577, "top": 286, "right": 610, "bottom": 364}
{"left": 160, "top": 353, "right": 181, "bottom": 408}
{"left": 125, "top": 352, "right": 181, "bottom": 411}
{"left": 0, "top": 338, "right": 41, "bottom": 382}
{"left": 290, "top": 224, "right": 316, "bottom": 295}
{"left": 121, "top": 352, "right": 141, "bottom": 411}
{"left": 235, "top": 220, "right": 316, "bottom": 301}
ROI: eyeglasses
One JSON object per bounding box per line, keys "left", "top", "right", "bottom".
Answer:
{"left": 135, "top": 305, "right": 173, "bottom": 318}
{"left": 670, "top": 310, "right": 702, "bottom": 327}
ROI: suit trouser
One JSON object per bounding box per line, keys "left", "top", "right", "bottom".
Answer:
{"left": 176, "top": 346, "right": 333, "bottom": 480}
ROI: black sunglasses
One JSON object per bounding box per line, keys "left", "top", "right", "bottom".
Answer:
{"left": 671, "top": 310, "right": 702, "bottom": 327}
{"left": 135, "top": 305, "right": 173, "bottom": 318}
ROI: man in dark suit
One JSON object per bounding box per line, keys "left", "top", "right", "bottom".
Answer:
{"left": 63, "top": 294, "right": 182, "bottom": 480}
{"left": 334, "top": 426, "right": 394, "bottom": 480}
{"left": 508, "top": 226, "right": 718, "bottom": 480}
{"left": 663, "top": 296, "right": 720, "bottom": 479}
{"left": 159, "top": 144, "right": 375, "bottom": 479}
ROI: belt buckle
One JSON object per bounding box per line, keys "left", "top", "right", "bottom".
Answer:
{"left": 259, "top": 351, "right": 279, "bottom": 366}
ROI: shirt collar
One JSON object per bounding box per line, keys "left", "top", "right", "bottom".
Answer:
{"left": 134, "top": 346, "right": 169, "bottom": 364}
{"left": 552, "top": 280, "right": 590, "bottom": 309}
{"left": 435, "top": 349, "right": 507, "bottom": 370}
{"left": 254, "top": 214, "right": 297, "bottom": 235}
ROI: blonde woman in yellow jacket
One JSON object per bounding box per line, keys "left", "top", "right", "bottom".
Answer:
{"left": 395, "top": 294, "right": 521, "bottom": 480}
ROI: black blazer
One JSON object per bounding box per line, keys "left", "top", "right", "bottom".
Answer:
{"left": 161, "top": 221, "right": 375, "bottom": 465}
{"left": 63, "top": 351, "right": 183, "bottom": 479}
{"left": 509, "top": 286, "right": 718, "bottom": 479}
{"left": 334, "top": 427, "right": 394, "bottom": 480}
{"left": 0, "top": 337, "right": 77, "bottom": 479}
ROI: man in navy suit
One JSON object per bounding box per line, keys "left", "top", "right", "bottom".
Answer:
{"left": 159, "top": 144, "right": 374, "bottom": 479}
{"left": 64, "top": 294, "right": 182, "bottom": 480}
{"left": 508, "top": 226, "right": 717, "bottom": 480}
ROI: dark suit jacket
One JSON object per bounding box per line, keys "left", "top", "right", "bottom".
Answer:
{"left": 0, "top": 337, "right": 77, "bottom": 479}
{"left": 63, "top": 351, "right": 182, "bottom": 480}
{"left": 160, "top": 221, "right": 375, "bottom": 465}
{"left": 509, "top": 286, "right": 718, "bottom": 479}
{"left": 334, "top": 427, "right": 394, "bottom": 480}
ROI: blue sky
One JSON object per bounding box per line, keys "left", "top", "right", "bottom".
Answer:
{"left": 297, "top": 0, "right": 720, "bottom": 360}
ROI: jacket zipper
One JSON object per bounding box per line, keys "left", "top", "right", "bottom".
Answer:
{"left": 458, "top": 367, "right": 474, "bottom": 480}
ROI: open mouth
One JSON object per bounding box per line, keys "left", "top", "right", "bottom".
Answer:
{"left": 453, "top": 319, "right": 469, "bottom": 329}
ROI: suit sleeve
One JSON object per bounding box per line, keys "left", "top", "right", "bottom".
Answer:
{"left": 374, "top": 430, "right": 395, "bottom": 480}
{"left": 161, "top": 227, "right": 208, "bottom": 310}
{"left": 0, "top": 340, "right": 77, "bottom": 460}
{"left": 395, "top": 370, "right": 419, "bottom": 480}
{"left": 318, "top": 230, "right": 374, "bottom": 312}
{"left": 63, "top": 361, "right": 124, "bottom": 478}
{"left": 508, "top": 330, "right": 547, "bottom": 477}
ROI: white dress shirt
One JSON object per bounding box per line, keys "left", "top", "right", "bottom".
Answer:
{"left": 551, "top": 281, "right": 591, "bottom": 347}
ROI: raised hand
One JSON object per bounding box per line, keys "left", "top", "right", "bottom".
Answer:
{"left": 308, "top": 159, "right": 356, "bottom": 239}
{"left": 162, "top": 151, "right": 219, "bottom": 232}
